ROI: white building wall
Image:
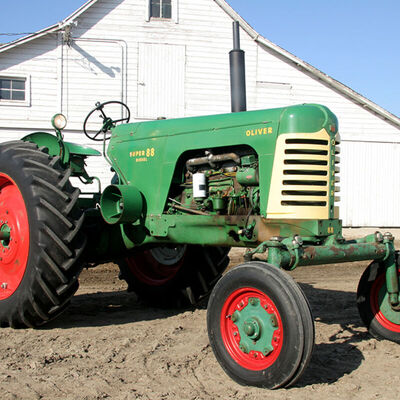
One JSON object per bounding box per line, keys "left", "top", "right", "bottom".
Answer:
{"left": 0, "top": 0, "right": 399, "bottom": 225}
{"left": 340, "top": 141, "right": 400, "bottom": 227}
{"left": 0, "top": 35, "right": 60, "bottom": 131}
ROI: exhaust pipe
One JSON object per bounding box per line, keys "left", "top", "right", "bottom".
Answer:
{"left": 229, "top": 21, "right": 247, "bottom": 112}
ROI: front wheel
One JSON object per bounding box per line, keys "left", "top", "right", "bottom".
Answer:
{"left": 207, "top": 261, "right": 314, "bottom": 389}
{"left": 357, "top": 260, "right": 400, "bottom": 343}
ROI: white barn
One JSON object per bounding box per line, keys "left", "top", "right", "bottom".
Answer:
{"left": 0, "top": 0, "right": 399, "bottom": 227}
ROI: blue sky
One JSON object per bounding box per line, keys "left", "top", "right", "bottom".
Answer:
{"left": 1, "top": 0, "right": 398, "bottom": 117}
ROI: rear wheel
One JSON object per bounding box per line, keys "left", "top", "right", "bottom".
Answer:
{"left": 117, "top": 245, "right": 230, "bottom": 306}
{"left": 0, "top": 141, "right": 85, "bottom": 328}
{"left": 207, "top": 261, "right": 314, "bottom": 389}
{"left": 357, "top": 260, "right": 400, "bottom": 343}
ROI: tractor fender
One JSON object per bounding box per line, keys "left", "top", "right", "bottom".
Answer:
{"left": 22, "top": 132, "right": 101, "bottom": 163}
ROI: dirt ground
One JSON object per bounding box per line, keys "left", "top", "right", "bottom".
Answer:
{"left": 0, "top": 229, "right": 399, "bottom": 399}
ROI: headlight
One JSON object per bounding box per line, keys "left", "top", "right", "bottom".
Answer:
{"left": 52, "top": 113, "right": 67, "bottom": 130}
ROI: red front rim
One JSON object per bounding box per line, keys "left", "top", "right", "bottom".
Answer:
{"left": 220, "top": 287, "right": 283, "bottom": 370}
{"left": 125, "top": 250, "right": 185, "bottom": 287}
{"left": 0, "top": 173, "right": 30, "bottom": 300}
{"left": 370, "top": 267, "right": 400, "bottom": 332}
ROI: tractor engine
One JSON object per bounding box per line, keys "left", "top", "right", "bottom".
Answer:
{"left": 169, "top": 147, "right": 259, "bottom": 217}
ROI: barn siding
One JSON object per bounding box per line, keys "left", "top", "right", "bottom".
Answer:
{"left": 0, "top": 0, "right": 399, "bottom": 225}
{"left": 339, "top": 140, "right": 400, "bottom": 227}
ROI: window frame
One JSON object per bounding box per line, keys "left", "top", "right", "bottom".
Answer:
{"left": 0, "top": 74, "right": 31, "bottom": 107}
{"left": 146, "top": 0, "right": 178, "bottom": 23}
{"left": 150, "top": 0, "right": 172, "bottom": 19}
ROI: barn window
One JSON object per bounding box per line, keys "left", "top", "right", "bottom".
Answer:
{"left": 150, "top": 0, "right": 172, "bottom": 19}
{"left": 0, "top": 77, "right": 26, "bottom": 101}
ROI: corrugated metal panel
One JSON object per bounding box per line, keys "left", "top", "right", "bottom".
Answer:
{"left": 137, "top": 43, "right": 185, "bottom": 119}
{"left": 339, "top": 140, "right": 400, "bottom": 226}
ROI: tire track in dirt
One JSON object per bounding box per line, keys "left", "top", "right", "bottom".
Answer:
{"left": 0, "top": 244, "right": 399, "bottom": 399}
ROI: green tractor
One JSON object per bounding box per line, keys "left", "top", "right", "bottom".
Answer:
{"left": 0, "top": 23, "right": 399, "bottom": 389}
{"left": 0, "top": 100, "right": 399, "bottom": 389}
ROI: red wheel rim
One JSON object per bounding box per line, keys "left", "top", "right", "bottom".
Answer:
{"left": 125, "top": 247, "right": 186, "bottom": 287}
{"left": 370, "top": 267, "right": 400, "bottom": 332}
{"left": 0, "top": 173, "right": 30, "bottom": 300}
{"left": 220, "top": 287, "right": 283, "bottom": 370}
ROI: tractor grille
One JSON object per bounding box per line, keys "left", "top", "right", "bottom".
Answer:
{"left": 281, "top": 137, "right": 329, "bottom": 207}
{"left": 267, "top": 130, "right": 335, "bottom": 219}
{"left": 334, "top": 134, "right": 340, "bottom": 204}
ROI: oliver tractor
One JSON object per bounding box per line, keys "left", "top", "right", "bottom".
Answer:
{"left": 0, "top": 25, "right": 399, "bottom": 389}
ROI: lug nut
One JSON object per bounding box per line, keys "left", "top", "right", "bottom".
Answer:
{"left": 249, "top": 298, "right": 258, "bottom": 306}
{"left": 239, "top": 343, "right": 249, "bottom": 353}
{"left": 263, "top": 345, "right": 274, "bottom": 356}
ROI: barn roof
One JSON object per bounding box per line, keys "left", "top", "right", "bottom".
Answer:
{"left": 0, "top": 0, "right": 399, "bottom": 128}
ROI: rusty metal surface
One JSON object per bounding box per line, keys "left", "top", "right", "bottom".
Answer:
{"left": 299, "top": 242, "right": 386, "bottom": 267}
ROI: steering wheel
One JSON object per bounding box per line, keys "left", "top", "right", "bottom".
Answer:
{"left": 83, "top": 101, "right": 131, "bottom": 141}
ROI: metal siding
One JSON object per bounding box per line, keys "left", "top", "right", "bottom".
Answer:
{"left": 0, "top": 35, "right": 60, "bottom": 127}
{"left": 137, "top": 43, "right": 185, "bottom": 119}
{"left": 62, "top": 40, "right": 123, "bottom": 130}
{"left": 339, "top": 141, "right": 400, "bottom": 226}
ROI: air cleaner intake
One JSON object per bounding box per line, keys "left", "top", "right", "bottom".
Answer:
{"left": 100, "top": 185, "right": 143, "bottom": 224}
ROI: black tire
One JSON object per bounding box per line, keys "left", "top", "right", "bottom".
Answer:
{"left": 117, "top": 245, "right": 230, "bottom": 307}
{"left": 283, "top": 284, "right": 315, "bottom": 387}
{"left": 207, "top": 261, "right": 314, "bottom": 389}
{"left": 0, "top": 141, "right": 86, "bottom": 328}
{"left": 357, "top": 260, "right": 400, "bottom": 343}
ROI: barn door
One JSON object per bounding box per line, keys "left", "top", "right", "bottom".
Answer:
{"left": 137, "top": 43, "right": 185, "bottom": 119}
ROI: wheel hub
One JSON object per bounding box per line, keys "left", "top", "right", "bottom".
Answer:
{"left": 243, "top": 318, "right": 260, "bottom": 340}
{"left": 0, "top": 173, "right": 30, "bottom": 300}
{"left": 0, "top": 224, "right": 11, "bottom": 247}
{"left": 230, "top": 297, "right": 277, "bottom": 356}
{"left": 149, "top": 245, "right": 187, "bottom": 266}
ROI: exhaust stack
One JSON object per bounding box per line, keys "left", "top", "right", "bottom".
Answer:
{"left": 229, "top": 21, "right": 247, "bottom": 112}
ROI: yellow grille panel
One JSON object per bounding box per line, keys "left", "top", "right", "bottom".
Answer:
{"left": 266, "top": 129, "right": 332, "bottom": 219}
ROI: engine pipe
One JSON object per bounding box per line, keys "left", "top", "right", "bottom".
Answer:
{"left": 230, "top": 21, "right": 247, "bottom": 112}
{"left": 186, "top": 152, "right": 241, "bottom": 170}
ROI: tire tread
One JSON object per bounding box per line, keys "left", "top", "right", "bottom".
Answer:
{"left": 0, "top": 141, "right": 86, "bottom": 328}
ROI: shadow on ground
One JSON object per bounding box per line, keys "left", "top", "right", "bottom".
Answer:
{"left": 42, "top": 290, "right": 187, "bottom": 329}
{"left": 43, "top": 281, "right": 371, "bottom": 387}
{"left": 295, "top": 283, "right": 368, "bottom": 386}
